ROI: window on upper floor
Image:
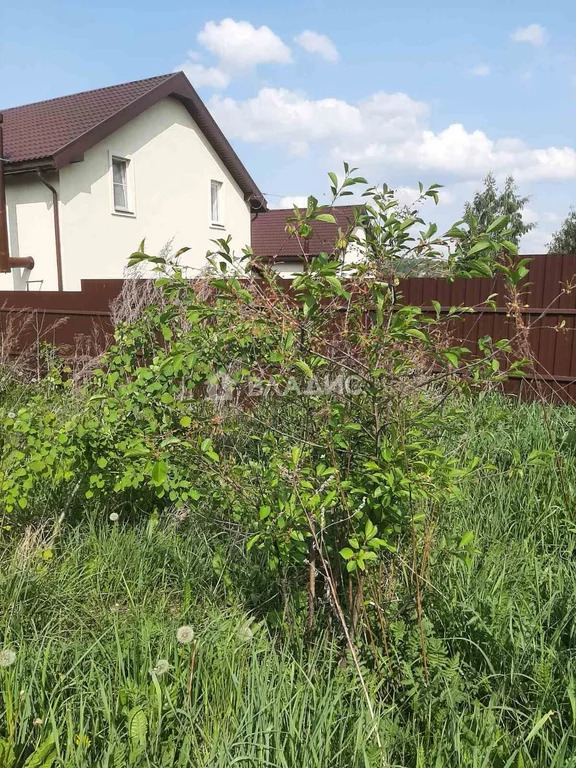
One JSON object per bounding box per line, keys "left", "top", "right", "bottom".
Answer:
{"left": 211, "top": 180, "right": 224, "bottom": 226}
{"left": 112, "top": 156, "right": 131, "bottom": 213}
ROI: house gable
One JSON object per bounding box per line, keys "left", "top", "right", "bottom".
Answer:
{"left": 2, "top": 72, "right": 266, "bottom": 212}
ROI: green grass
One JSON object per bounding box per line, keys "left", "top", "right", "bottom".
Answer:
{"left": 2, "top": 395, "right": 576, "bottom": 766}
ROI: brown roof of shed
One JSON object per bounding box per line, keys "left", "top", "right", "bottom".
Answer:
{"left": 2, "top": 72, "right": 266, "bottom": 209}
{"left": 251, "top": 205, "right": 361, "bottom": 261}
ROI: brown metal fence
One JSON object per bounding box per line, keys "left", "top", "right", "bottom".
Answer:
{"left": 398, "top": 254, "right": 576, "bottom": 402}
{"left": 1, "top": 255, "right": 576, "bottom": 401}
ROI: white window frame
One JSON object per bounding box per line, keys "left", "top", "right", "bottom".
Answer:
{"left": 109, "top": 154, "right": 135, "bottom": 216}
{"left": 210, "top": 179, "right": 224, "bottom": 228}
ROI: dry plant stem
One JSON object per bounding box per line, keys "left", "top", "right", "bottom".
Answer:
{"left": 301, "top": 503, "right": 382, "bottom": 749}
{"left": 506, "top": 281, "right": 571, "bottom": 511}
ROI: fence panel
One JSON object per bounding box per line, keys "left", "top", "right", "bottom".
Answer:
{"left": 0, "top": 256, "right": 576, "bottom": 401}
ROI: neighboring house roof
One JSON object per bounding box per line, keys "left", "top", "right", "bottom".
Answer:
{"left": 1, "top": 72, "right": 266, "bottom": 210}
{"left": 251, "top": 205, "right": 361, "bottom": 261}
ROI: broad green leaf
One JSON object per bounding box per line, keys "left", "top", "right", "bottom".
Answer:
{"left": 151, "top": 460, "right": 167, "bottom": 486}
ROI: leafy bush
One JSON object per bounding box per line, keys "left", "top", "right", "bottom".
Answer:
{"left": 4, "top": 170, "right": 562, "bottom": 765}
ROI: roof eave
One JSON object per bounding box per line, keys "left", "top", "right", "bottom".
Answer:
{"left": 4, "top": 158, "right": 56, "bottom": 175}
{"left": 48, "top": 71, "right": 266, "bottom": 209}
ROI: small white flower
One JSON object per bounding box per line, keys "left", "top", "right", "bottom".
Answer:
{"left": 33, "top": 718, "right": 43, "bottom": 727}
{"left": 176, "top": 625, "right": 195, "bottom": 645}
{"left": 109, "top": 512, "right": 119, "bottom": 522}
{"left": 0, "top": 648, "right": 17, "bottom": 668}
{"left": 151, "top": 659, "right": 170, "bottom": 676}
{"left": 7, "top": 412, "right": 16, "bottom": 420}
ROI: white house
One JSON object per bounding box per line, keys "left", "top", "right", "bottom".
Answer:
{"left": 0, "top": 72, "right": 266, "bottom": 291}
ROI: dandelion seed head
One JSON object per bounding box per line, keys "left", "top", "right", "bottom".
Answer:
{"left": 0, "top": 648, "right": 16, "bottom": 668}
{"left": 109, "top": 512, "right": 119, "bottom": 522}
{"left": 152, "top": 659, "right": 170, "bottom": 676}
{"left": 7, "top": 412, "right": 15, "bottom": 420}
{"left": 176, "top": 625, "right": 195, "bottom": 644}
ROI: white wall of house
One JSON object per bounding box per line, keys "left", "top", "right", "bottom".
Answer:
{"left": 3, "top": 97, "right": 252, "bottom": 291}
{"left": 270, "top": 261, "right": 305, "bottom": 277}
{"left": 0, "top": 174, "right": 58, "bottom": 291}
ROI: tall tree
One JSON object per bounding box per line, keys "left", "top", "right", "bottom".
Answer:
{"left": 548, "top": 208, "right": 576, "bottom": 254}
{"left": 461, "top": 172, "right": 535, "bottom": 249}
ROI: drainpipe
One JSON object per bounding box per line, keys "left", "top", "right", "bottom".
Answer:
{"left": 0, "top": 113, "right": 35, "bottom": 274}
{"left": 37, "top": 171, "right": 63, "bottom": 291}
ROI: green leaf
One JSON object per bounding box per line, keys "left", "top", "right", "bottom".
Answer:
{"left": 151, "top": 460, "right": 167, "bottom": 486}
{"left": 524, "top": 710, "right": 555, "bottom": 743}
{"left": 128, "top": 708, "right": 148, "bottom": 755}
{"left": 458, "top": 530, "right": 474, "bottom": 548}
{"left": 405, "top": 328, "right": 427, "bottom": 341}
{"left": 485, "top": 215, "right": 508, "bottom": 233}
{"left": 444, "top": 351, "right": 460, "bottom": 367}
{"left": 339, "top": 547, "right": 355, "bottom": 560}
{"left": 247, "top": 534, "right": 261, "bottom": 551}
{"left": 467, "top": 240, "right": 493, "bottom": 255}
{"left": 294, "top": 360, "right": 314, "bottom": 379}
{"left": 315, "top": 213, "right": 337, "bottom": 224}
{"left": 22, "top": 735, "right": 57, "bottom": 768}
{"left": 365, "top": 519, "right": 377, "bottom": 540}
{"left": 501, "top": 240, "right": 519, "bottom": 255}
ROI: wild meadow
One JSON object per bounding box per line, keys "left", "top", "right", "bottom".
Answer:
{"left": 1, "top": 176, "right": 575, "bottom": 766}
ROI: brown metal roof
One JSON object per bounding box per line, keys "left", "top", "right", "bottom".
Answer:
{"left": 2, "top": 72, "right": 266, "bottom": 209}
{"left": 251, "top": 205, "right": 360, "bottom": 261}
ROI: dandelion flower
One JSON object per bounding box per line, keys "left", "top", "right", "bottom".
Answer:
{"left": 109, "top": 512, "right": 119, "bottom": 522}
{"left": 151, "top": 659, "right": 170, "bottom": 676}
{"left": 0, "top": 648, "right": 16, "bottom": 668}
{"left": 176, "top": 625, "right": 195, "bottom": 644}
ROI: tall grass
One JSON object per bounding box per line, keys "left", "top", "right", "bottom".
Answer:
{"left": 2, "top": 395, "right": 576, "bottom": 766}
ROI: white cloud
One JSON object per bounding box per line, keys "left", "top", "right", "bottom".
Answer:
{"left": 209, "top": 87, "right": 576, "bottom": 183}
{"left": 271, "top": 195, "right": 310, "bottom": 209}
{"left": 512, "top": 24, "right": 547, "bottom": 47}
{"left": 197, "top": 18, "right": 292, "bottom": 71}
{"left": 294, "top": 30, "right": 339, "bottom": 63}
{"left": 471, "top": 64, "right": 490, "bottom": 77}
{"left": 178, "top": 18, "right": 292, "bottom": 90}
{"left": 177, "top": 60, "right": 230, "bottom": 89}
{"left": 520, "top": 228, "right": 550, "bottom": 253}
{"left": 210, "top": 88, "right": 426, "bottom": 150}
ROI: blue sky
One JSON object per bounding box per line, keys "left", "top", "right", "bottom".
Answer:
{"left": 2, "top": 0, "right": 575, "bottom": 250}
